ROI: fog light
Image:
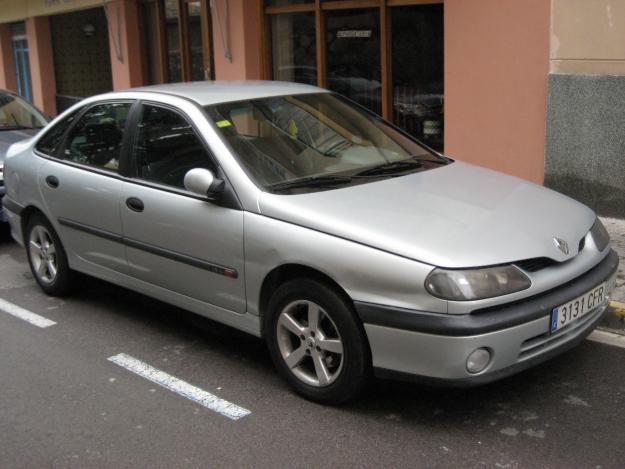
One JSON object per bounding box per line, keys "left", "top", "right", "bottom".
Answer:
{"left": 466, "top": 348, "right": 491, "bottom": 374}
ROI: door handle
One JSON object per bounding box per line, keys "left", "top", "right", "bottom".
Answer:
{"left": 45, "top": 175, "right": 59, "bottom": 188}
{"left": 126, "top": 197, "right": 144, "bottom": 212}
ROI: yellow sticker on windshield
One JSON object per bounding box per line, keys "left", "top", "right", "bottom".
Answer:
{"left": 216, "top": 120, "right": 232, "bottom": 128}
{"left": 288, "top": 119, "right": 299, "bottom": 139}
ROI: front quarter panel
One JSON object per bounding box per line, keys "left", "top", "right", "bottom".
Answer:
{"left": 244, "top": 212, "right": 447, "bottom": 316}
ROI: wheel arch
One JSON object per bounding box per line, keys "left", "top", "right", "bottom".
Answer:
{"left": 20, "top": 205, "right": 49, "bottom": 243}
{"left": 258, "top": 263, "right": 355, "bottom": 336}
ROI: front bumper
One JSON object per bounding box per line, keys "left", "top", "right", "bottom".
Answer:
{"left": 356, "top": 249, "right": 619, "bottom": 386}
{"left": 0, "top": 188, "right": 7, "bottom": 223}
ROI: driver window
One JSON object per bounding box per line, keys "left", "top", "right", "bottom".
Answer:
{"left": 134, "top": 104, "right": 213, "bottom": 189}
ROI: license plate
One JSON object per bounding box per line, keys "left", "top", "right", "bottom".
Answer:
{"left": 550, "top": 283, "right": 606, "bottom": 333}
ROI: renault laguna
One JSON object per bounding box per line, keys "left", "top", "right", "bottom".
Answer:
{"left": 2, "top": 82, "right": 618, "bottom": 403}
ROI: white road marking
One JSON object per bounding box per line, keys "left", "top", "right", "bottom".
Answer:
{"left": 107, "top": 353, "right": 251, "bottom": 420}
{"left": 588, "top": 330, "right": 625, "bottom": 349}
{"left": 0, "top": 297, "right": 56, "bottom": 328}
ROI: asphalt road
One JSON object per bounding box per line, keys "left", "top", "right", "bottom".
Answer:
{"left": 1, "top": 224, "right": 625, "bottom": 469}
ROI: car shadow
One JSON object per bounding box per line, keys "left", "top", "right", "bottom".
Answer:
{"left": 67, "top": 272, "right": 596, "bottom": 428}
{"left": 0, "top": 222, "right": 14, "bottom": 245}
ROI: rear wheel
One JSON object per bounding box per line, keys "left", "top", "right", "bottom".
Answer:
{"left": 265, "top": 278, "right": 370, "bottom": 404}
{"left": 25, "top": 214, "right": 73, "bottom": 296}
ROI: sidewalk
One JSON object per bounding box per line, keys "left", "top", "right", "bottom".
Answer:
{"left": 600, "top": 217, "right": 625, "bottom": 332}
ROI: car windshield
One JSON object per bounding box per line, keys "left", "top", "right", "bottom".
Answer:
{"left": 204, "top": 93, "right": 446, "bottom": 191}
{"left": 0, "top": 93, "right": 48, "bottom": 130}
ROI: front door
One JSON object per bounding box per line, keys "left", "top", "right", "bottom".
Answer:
{"left": 120, "top": 102, "right": 245, "bottom": 313}
{"left": 40, "top": 101, "right": 133, "bottom": 273}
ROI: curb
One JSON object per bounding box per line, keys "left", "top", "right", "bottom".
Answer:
{"left": 610, "top": 301, "right": 625, "bottom": 318}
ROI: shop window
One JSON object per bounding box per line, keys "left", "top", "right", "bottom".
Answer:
{"left": 141, "top": 0, "right": 213, "bottom": 84}
{"left": 263, "top": 1, "right": 445, "bottom": 151}
{"left": 165, "top": 0, "right": 182, "bottom": 82}
{"left": 187, "top": 1, "right": 207, "bottom": 80}
{"left": 325, "top": 9, "right": 381, "bottom": 115}
{"left": 271, "top": 13, "right": 317, "bottom": 86}
{"left": 392, "top": 4, "right": 444, "bottom": 151}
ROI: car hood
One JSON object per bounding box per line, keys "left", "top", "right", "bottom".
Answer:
{"left": 256, "top": 161, "right": 596, "bottom": 268}
{"left": 0, "top": 128, "right": 39, "bottom": 160}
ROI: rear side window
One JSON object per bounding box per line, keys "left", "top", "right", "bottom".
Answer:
{"left": 35, "top": 111, "right": 79, "bottom": 156}
{"left": 132, "top": 104, "right": 213, "bottom": 189}
{"left": 62, "top": 102, "right": 132, "bottom": 172}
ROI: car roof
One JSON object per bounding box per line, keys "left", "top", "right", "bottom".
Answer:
{"left": 129, "top": 80, "right": 328, "bottom": 106}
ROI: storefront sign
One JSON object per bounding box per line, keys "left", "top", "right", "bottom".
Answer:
{"left": 337, "top": 30, "right": 372, "bottom": 39}
{"left": 0, "top": 0, "right": 107, "bottom": 23}
{"left": 40, "top": 0, "right": 104, "bottom": 10}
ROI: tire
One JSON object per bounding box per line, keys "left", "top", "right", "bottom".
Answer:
{"left": 25, "top": 213, "right": 73, "bottom": 296}
{"left": 265, "top": 278, "right": 370, "bottom": 404}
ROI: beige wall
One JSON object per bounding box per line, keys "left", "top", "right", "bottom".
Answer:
{"left": 444, "top": 0, "right": 551, "bottom": 184}
{"left": 26, "top": 16, "right": 57, "bottom": 116}
{"left": 551, "top": 0, "right": 625, "bottom": 74}
{"left": 106, "top": 0, "right": 144, "bottom": 90}
{"left": 211, "top": 0, "right": 262, "bottom": 80}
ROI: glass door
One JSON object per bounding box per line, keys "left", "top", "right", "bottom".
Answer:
{"left": 11, "top": 23, "right": 33, "bottom": 102}
{"left": 325, "top": 9, "right": 381, "bottom": 115}
{"left": 141, "top": 0, "right": 214, "bottom": 84}
{"left": 391, "top": 4, "right": 444, "bottom": 151}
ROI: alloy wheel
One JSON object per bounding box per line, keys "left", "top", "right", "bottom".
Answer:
{"left": 28, "top": 225, "right": 58, "bottom": 285}
{"left": 276, "top": 300, "right": 344, "bottom": 387}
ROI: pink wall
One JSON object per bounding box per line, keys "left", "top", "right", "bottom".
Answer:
{"left": 106, "top": 0, "right": 144, "bottom": 90}
{"left": 444, "top": 0, "right": 551, "bottom": 184}
{"left": 211, "top": 0, "right": 262, "bottom": 80}
{"left": 0, "top": 24, "right": 18, "bottom": 92}
{"left": 26, "top": 16, "right": 57, "bottom": 116}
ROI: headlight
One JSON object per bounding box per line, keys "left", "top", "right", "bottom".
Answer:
{"left": 425, "top": 265, "right": 531, "bottom": 301}
{"left": 590, "top": 218, "right": 610, "bottom": 252}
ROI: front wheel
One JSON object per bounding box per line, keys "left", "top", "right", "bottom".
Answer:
{"left": 265, "top": 278, "right": 370, "bottom": 404}
{"left": 25, "top": 214, "right": 73, "bottom": 296}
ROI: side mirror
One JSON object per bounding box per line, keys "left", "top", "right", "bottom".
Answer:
{"left": 184, "top": 168, "right": 224, "bottom": 198}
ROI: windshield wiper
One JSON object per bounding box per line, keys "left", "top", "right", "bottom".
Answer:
{"left": 354, "top": 156, "right": 447, "bottom": 178}
{"left": 354, "top": 160, "right": 424, "bottom": 177}
{"left": 269, "top": 175, "right": 354, "bottom": 192}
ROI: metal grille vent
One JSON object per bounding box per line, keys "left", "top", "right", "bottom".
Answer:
{"left": 514, "top": 257, "right": 557, "bottom": 273}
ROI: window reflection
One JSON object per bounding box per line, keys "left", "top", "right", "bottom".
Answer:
{"left": 392, "top": 5, "right": 444, "bottom": 150}
{"left": 165, "top": 0, "right": 181, "bottom": 83}
{"left": 187, "top": 1, "right": 206, "bottom": 80}
{"left": 325, "top": 9, "right": 381, "bottom": 115}
{"left": 271, "top": 13, "right": 317, "bottom": 85}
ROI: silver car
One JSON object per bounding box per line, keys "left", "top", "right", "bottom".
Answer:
{"left": 3, "top": 82, "right": 618, "bottom": 403}
{"left": 0, "top": 90, "right": 49, "bottom": 222}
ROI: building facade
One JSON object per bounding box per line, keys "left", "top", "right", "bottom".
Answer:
{"left": 0, "top": 0, "right": 623, "bottom": 217}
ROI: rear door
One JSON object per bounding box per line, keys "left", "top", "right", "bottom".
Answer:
{"left": 120, "top": 102, "right": 246, "bottom": 313}
{"left": 39, "top": 101, "right": 134, "bottom": 273}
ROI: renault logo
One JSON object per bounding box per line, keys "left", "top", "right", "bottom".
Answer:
{"left": 554, "top": 237, "right": 569, "bottom": 255}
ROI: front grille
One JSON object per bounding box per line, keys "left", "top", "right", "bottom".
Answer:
{"left": 518, "top": 304, "right": 605, "bottom": 360}
{"left": 514, "top": 236, "right": 587, "bottom": 274}
{"left": 514, "top": 257, "right": 557, "bottom": 272}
